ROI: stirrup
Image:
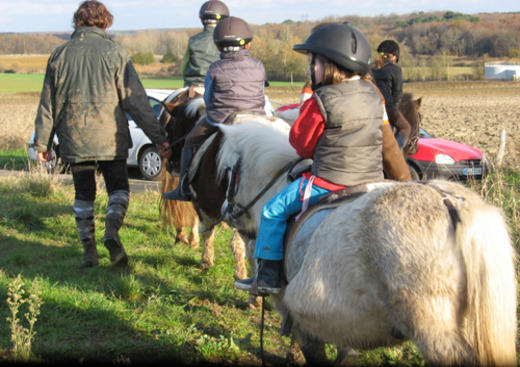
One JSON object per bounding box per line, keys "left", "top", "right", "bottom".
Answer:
{"left": 162, "top": 174, "right": 191, "bottom": 201}
{"left": 162, "top": 187, "right": 191, "bottom": 201}
{"left": 234, "top": 277, "right": 255, "bottom": 291}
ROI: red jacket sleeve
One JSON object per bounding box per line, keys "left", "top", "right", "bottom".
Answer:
{"left": 289, "top": 98, "right": 325, "bottom": 159}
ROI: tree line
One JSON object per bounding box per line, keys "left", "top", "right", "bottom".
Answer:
{"left": 0, "top": 11, "right": 518, "bottom": 82}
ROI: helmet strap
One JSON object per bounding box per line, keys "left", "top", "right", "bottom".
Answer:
{"left": 310, "top": 53, "right": 322, "bottom": 91}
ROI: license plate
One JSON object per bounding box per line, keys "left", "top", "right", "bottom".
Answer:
{"left": 463, "top": 167, "right": 482, "bottom": 175}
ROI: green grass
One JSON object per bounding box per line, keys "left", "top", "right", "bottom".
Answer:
{"left": 0, "top": 73, "right": 298, "bottom": 95}
{"left": 0, "top": 74, "right": 45, "bottom": 94}
{"left": 0, "top": 173, "right": 291, "bottom": 365}
{"left": 0, "top": 148, "right": 28, "bottom": 171}
{"left": 0, "top": 167, "right": 518, "bottom": 365}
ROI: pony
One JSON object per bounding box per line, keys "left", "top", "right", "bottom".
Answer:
{"left": 215, "top": 117, "right": 517, "bottom": 366}
{"left": 160, "top": 92, "right": 517, "bottom": 365}
{"left": 159, "top": 88, "right": 249, "bottom": 282}
{"left": 400, "top": 92, "right": 422, "bottom": 156}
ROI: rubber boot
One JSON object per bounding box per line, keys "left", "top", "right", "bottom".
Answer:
{"left": 104, "top": 190, "right": 129, "bottom": 267}
{"left": 235, "top": 259, "right": 282, "bottom": 295}
{"left": 74, "top": 199, "right": 98, "bottom": 268}
{"left": 162, "top": 147, "right": 197, "bottom": 201}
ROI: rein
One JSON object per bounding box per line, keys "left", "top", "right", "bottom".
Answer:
{"left": 223, "top": 159, "right": 296, "bottom": 226}
{"left": 165, "top": 133, "right": 188, "bottom": 151}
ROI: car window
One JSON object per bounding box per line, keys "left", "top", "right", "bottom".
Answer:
{"left": 126, "top": 97, "right": 161, "bottom": 121}
{"left": 148, "top": 97, "right": 161, "bottom": 118}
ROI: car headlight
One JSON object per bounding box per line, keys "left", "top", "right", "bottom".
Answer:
{"left": 435, "top": 154, "right": 455, "bottom": 165}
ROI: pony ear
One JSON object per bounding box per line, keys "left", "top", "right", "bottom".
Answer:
{"left": 415, "top": 97, "right": 422, "bottom": 109}
{"left": 161, "top": 101, "right": 176, "bottom": 114}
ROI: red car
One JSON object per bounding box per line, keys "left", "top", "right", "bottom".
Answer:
{"left": 407, "top": 128, "right": 488, "bottom": 182}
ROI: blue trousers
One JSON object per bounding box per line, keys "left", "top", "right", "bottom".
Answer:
{"left": 254, "top": 177, "right": 331, "bottom": 261}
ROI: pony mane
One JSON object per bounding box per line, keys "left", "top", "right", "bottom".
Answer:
{"left": 186, "top": 97, "right": 206, "bottom": 119}
{"left": 216, "top": 117, "right": 298, "bottom": 182}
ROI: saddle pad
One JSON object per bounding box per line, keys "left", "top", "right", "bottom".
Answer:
{"left": 284, "top": 180, "right": 396, "bottom": 282}
{"left": 284, "top": 206, "right": 335, "bottom": 282}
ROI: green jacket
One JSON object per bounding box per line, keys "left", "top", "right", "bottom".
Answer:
{"left": 34, "top": 27, "right": 167, "bottom": 163}
{"left": 181, "top": 25, "right": 221, "bottom": 87}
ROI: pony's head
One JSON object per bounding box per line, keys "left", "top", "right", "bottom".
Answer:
{"left": 160, "top": 88, "right": 206, "bottom": 175}
{"left": 400, "top": 92, "right": 422, "bottom": 156}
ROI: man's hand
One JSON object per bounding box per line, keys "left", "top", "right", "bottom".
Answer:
{"left": 37, "top": 151, "right": 53, "bottom": 162}
{"left": 158, "top": 142, "right": 171, "bottom": 159}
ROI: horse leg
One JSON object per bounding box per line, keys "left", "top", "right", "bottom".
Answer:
{"left": 285, "top": 337, "right": 306, "bottom": 366}
{"left": 335, "top": 347, "right": 358, "bottom": 366}
{"left": 409, "top": 324, "right": 477, "bottom": 366}
{"left": 291, "top": 326, "right": 328, "bottom": 365}
{"left": 189, "top": 215, "right": 200, "bottom": 249}
{"left": 175, "top": 227, "right": 189, "bottom": 246}
{"left": 199, "top": 225, "right": 215, "bottom": 271}
{"left": 229, "top": 228, "right": 247, "bottom": 280}
{"left": 242, "top": 237, "right": 262, "bottom": 309}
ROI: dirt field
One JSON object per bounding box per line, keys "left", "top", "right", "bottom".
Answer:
{"left": 1, "top": 81, "right": 519, "bottom": 168}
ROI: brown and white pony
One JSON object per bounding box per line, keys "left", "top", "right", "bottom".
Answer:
{"left": 160, "top": 91, "right": 517, "bottom": 365}
{"left": 158, "top": 88, "right": 249, "bottom": 282}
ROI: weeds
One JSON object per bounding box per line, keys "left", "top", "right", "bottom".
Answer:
{"left": 5, "top": 275, "right": 43, "bottom": 362}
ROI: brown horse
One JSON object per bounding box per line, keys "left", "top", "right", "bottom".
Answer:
{"left": 400, "top": 92, "right": 422, "bottom": 156}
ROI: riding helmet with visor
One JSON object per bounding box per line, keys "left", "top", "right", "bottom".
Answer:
{"left": 377, "top": 40, "right": 400, "bottom": 62}
{"left": 293, "top": 22, "right": 372, "bottom": 75}
{"left": 213, "top": 16, "right": 253, "bottom": 49}
{"left": 199, "top": 0, "right": 229, "bottom": 24}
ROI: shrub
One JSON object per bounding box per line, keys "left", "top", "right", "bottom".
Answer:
{"left": 130, "top": 52, "right": 155, "bottom": 65}
{"left": 161, "top": 51, "right": 179, "bottom": 64}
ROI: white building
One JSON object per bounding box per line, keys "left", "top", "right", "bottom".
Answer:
{"left": 485, "top": 62, "right": 520, "bottom": 81}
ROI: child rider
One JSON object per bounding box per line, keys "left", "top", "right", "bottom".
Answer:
{"left": 163, "top": 16, "right": 267, "bottom": 201}
{"left": 235, "top": 23, "right": 386, "bottom": 295}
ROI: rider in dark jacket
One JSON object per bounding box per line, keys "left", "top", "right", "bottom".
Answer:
{"left": 181, "top": 0, "right": 229, "bottom": 87}
{"left": 372, "top": 40, "right": 411, "bottom": 150}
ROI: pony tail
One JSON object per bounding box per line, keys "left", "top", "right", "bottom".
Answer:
{"left": 454, "top": 197, "right": 517, "bottom": 366}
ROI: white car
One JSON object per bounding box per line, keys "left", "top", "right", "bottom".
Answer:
{"left": 28, "top": 89, "right": 175, "bottom": 180}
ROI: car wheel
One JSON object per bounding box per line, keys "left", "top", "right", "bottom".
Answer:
{"left": 139, "top": 146, "right": 162, "bottom": 181}
{"left": 408, "top": 163, "right": 421, "bottom": 181}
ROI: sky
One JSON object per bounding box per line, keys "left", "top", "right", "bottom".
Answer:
{"left": 0, "top": 0, "right": 519, "bottom": 33}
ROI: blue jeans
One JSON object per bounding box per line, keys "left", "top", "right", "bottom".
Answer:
{"left": 254, "top": 177, "right": 331, "bottom": 261}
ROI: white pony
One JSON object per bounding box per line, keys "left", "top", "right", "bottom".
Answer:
{"left": 216, "top": 117, "right": 517, "bottom": 366}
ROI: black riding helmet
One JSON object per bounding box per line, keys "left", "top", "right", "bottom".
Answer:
{"left": 293, "top": 22, "right": 372, "bottom": 75}
{"left": 377, "top": 40, "right": 400, "bottom": 63}
{"left": 213, "top": 16, "right": 253, "bottom": 48}
{"left": 199, "top": 0, "right": 229, "bottom": 22}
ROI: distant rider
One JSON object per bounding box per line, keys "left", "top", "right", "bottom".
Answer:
{"left": 181, "top": 0, "right": 230, "bottom": 87}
